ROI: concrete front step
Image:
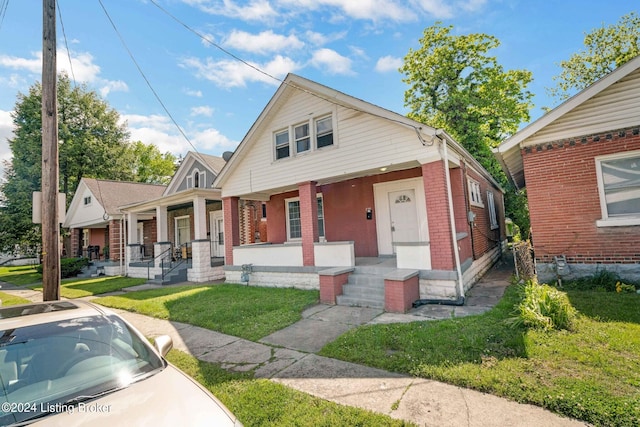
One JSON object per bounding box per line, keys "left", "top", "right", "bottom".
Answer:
{"left": 336, "top": 294, "right": 385, "bottom": 309}
{"left": 337, "top": 272, "right": 386, "bottom": 308}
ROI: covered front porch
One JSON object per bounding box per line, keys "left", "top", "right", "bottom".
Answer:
{"left": 121, "top": 188, "right": 227, "bottom": 283}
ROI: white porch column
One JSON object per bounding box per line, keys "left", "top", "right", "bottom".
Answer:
{"left": 127, "top": 212, "right": 139, "bottom": 243}
{"left": 156, "top": 206, "right": 168, "bottom": 242}
{"left": 193, "top": 196, "right": 207, "bottom": 240}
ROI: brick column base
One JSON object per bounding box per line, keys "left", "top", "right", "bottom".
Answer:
{"left": 384, "top": 271, "right": 420, "bottom": 313}
{"left": 319, "top": 268, "right": 353, "bottom": 304}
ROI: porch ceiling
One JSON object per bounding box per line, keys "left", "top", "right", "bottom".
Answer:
{"left": 236, "top": 160, "right": 422, "bottom": 201}
{"left": 119, "top": 188, "right": 222, "bottom": 213}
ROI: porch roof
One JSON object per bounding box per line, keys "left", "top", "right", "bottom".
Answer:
{"left": 118, "top": 187, "right": 222, "bottom": 213}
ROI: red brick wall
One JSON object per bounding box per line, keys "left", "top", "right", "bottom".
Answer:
{"left": 466, "top": 168, "right": 504, "bottom": 258}
{"left": 523, "top": 126, "right": 640, "bottom": 264}
{"left": 422, "top": 161, "right": 455, "bottom": 270}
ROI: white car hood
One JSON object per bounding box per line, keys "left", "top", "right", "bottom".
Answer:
{"left": 31, "top": 364, "right": 239, "bottom": 427}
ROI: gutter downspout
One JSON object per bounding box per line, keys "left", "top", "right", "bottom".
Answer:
{"left": 120, "top": 217, "right": 125, "bottom": 276}
{"left": 437, "top": 129, "right": 465, "bottom": 302}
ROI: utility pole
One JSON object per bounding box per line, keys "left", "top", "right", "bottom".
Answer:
{"left": 41, "top": 0, "right": 60, "bottom": 301}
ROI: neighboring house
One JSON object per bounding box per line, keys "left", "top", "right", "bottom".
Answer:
{"left": 214, "top": 74, "right": 507, "bottom": 311}
{"left": 63, "top": 178, "right": 167, "bottom": 271}
{"left": 495, "top": 55, "right": 640, "bottom": 283}
{"left": 118, "top": 151, "right": 247, "bottom": 283}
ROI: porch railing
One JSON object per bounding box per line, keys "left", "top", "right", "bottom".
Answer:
{"left": 145, "top": 242, "right": 192, "bottom": 283}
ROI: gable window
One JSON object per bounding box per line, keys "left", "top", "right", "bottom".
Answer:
{"left": 468, "top": 178, "right": 483, "bottom": 207}
{"left": 487, "top": 191, "right": 498, "bottom": 229}
{"left": 83, "top": 196, "right": 92, "bottom": 206}
{"left": 294, "top": 123, "right": 310, "bottom": 154}
{"left": 316, "top": 116, "right": 333, "bottom": 149}
{"left": 285, "top": 195, "right": 325, "bottom": 240}
{"left": 275, "top": 129, "right": 290, "bottom": 160}
{"left": 596, "top": 150, "right": 640, "bottom": 226}
{"left": 187, "top": 169, "right": 206, "bottom": 189}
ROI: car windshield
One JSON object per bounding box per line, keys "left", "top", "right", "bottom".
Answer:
{"left": 0, "top": 314, "right": 165, "bottom": 425}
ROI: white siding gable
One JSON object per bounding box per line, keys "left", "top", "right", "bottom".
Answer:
{"left": 64, "top": 185, "right": 105, "bottom": 228}
{"left": 222, "top": 88, "right": 436, "bottom": 197}
{"left": 524, "top": 68, "right": 640, "bottom": 147}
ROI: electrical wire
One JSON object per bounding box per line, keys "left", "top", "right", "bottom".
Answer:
{"left": 0, "top": 0, "right": 9, "bottom": 33}
{"left": 56, "top": 0, "right": 76, "bottom": 85}
{"left": 147, "top": 0, "right": 433, "bottom": 146}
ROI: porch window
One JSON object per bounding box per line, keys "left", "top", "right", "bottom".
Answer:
{"left": 596, "top": 150, "right": 640, "bottom": 226}
{"left": 316, "top": 116, "right": 333, "bottom": 149}
{"left": 285, "top": 195, "right": 325, "bottom": 240}
{"left": 487, "top": 191, "right": 498, "bottom": 229}
{"left": 275, "top": 129, "right": 290, "bottom": 160}
{"left": 468, "top": 178, "right": 483, "bottom": 207}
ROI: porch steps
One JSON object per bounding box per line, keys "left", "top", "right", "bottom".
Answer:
{"left": 336, "top": 265, "right": 396, "bottom": 309}
{"left": 148, "top": 263, "right": 189, "bottom": 285}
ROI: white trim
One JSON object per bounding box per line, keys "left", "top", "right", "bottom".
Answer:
{"left": 174, "top": 215, "right": 191, "bottom": 246}
{"left": 468, "top": 177, "right": 484, "bottom": 208}
{"left": 284, "top": 194, "right": 325, "bottom": 241}
{"left": 595, "top": 149, "right": 640, "bottom": 224}
{"left": 373, "top": 177, "right": 428, "bottom": 255}
{"left": 209, "top": 210, "right": 225, "bottom": 257}
{"left": 487, "top": 191, "right": 498, "bottom": 229}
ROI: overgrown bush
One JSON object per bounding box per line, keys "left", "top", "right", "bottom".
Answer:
{"left": 562, "top": 269, "right": 637, "bottom": 292}
{"left": 511, "top": 280, "right": 576, "bottom": 331}
{"left": 36, "top": 257, "right": 90, "bottom": 279}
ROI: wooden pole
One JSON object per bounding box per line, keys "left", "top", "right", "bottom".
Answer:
{"left": 41, "top": 0, "right": 60, "bottom": 301}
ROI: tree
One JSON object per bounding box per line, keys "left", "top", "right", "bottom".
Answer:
{"left": 123, "top": 141, "right": 177, "bottom": 185}
{"left": 0, "top": 74, "right": 166, "bottom": 251}
{"left": 400, "top": 22, "right": 533, "bottom": 234}
{"left": 549, "top": 12, "right": 640, "bottom": 102}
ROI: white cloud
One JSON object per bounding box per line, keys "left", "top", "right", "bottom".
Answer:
{"left": 310, "top": 48, "right": 354, "bottom": 75}
{"left": 99, "top": 80, "right": 129, "bottom": 98}
{"left": 121, "top": 113, "right": 237, "bottom": 156}
{"left": 181, "top": 55, "right": 299, "bottom": 88}
{"left": 191, "top": 105, "right": 214, "bottom": 117}
{"left": 0, "top": 52, "right": 41, "bottom": 74}
{"left": 183, "top": 0, "right": 278, "bottom": 22}
{"left": 375, "top": 55, "right": 402, "bottom": 73}
{"left": 184, "top": 88, "right": 203, "bottom": 97}
{"left": 0, "top": 110, "right": 14, "bottom": 180}
{"left": 58, "top": 49, "right": 101, "bottom": 83}
{"left": 224, "top": 30, "right": 304, "bottom": 54}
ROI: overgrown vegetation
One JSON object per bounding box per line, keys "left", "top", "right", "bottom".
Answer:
{"left": 560, "top": 269, "right": 638, "bottom": 293}
{"left": 35, "top": 257, "right": 90, "bottom": 279}
{"left": 511, "top": 280, "right": 576, "bottom": 331}
{"left": 319, "top": 285, "right": 640, "bottom": 426}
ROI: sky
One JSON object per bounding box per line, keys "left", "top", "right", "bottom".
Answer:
{"left": 0, "top": 0, "right": 636, "bottom": 173}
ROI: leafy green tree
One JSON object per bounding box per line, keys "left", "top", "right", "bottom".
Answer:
{"left": 401, "top": 22, "right": 532, "bottom": 234}
{"left": 0, "top": 74, "right": 170, "bottom": 251}
{"left": 549, "top": 12, "right": 640, "bottom": 102}
{"left": 123, "top": 141, "right": 177, "bottom": 185}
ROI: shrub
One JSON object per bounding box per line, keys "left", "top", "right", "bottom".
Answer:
{"left": 511, "top": 280, "right": 577, "bottom": 331}
{"left": 36, "top": 257, "right": 90, "bottom": 279}
{"left": 563, "top": 269, "right": 637, "bottom": 292}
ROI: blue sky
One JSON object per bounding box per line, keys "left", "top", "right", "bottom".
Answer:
{"left": 0, "top": 0, "right": 635, "bottom": 168}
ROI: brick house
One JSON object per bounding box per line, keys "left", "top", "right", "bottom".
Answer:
{"left": 495, "top": 55, "right": 640, "bottom": 282}
{"left": 214, "top": 74, "right": 507, "bottom": 311}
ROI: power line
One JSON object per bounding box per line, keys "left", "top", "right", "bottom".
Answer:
{"left": 0, "top": 0, "right": 9, "bottom": 33}
{"left": 56, "top": 0, "right": 76, "bottom": 85}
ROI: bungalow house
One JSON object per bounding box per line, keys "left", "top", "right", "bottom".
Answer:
{"left": 117, "top": 151, "right": 253, "bottom": 283}
{"left": 495, "top": 55, "right": 640, "bottom": 283}
{"left": 63, "top": 178, "right": 166, "bottom": 275}
{"left": 214, "top": 74, "right": 507, "bottom": 311}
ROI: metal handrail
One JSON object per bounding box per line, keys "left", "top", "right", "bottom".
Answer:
{"left": 145, "top": 245, "right": 174, "bottom": 281}
{"left": 160, "top": 242, "right": 191, "bottom": 283}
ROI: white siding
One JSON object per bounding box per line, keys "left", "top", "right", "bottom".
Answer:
{"left": 222, "top": 89, "right": 437, "bottom": 197}
{"left": 524, "top": 69, "right": 640, "bottom": 146}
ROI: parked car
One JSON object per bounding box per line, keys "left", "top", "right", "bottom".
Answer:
{"left": 0, "top": 301, "right": 242, "bottom": 426}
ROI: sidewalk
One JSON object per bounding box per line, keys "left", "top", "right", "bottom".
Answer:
{"left": 0, "top": 259, "right": 587, "bottom": 426}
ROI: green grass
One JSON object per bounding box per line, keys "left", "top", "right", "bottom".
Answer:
{"left": 31, "top": 276, "right": 147, "bottom": 298}
{"left": 319, "top": 286, "right": 640, "bottom": 426}
{"left": 95, "top": 284, "right": 319, "bottom": 341}
{"left": 0, "top": 291, "right": 32, "bottom": 306}
{"left": 166, "top": 349, "right": 412, "bottom": 426}
{"left": 0, "top": 265, "right": 41, "bottom": 286}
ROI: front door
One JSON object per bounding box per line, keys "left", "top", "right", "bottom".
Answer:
{"left": 388, "top": 189, "right": 419, "bottom": 252}
{"left": 209, "top": 211, "right": 224, "bottom": 258}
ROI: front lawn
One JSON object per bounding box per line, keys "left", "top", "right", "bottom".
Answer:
{"left": 32, "top": 276, "right": 147, "bottom": 298}
{"left": 0, "top": 265, "right": 41, "bottom": 286}
{"left": 167, "top": 350, "right": 412, "bottom": 426}
{"left": 319, "top": 286, "right": 640, "bottom": 426}
{"left": 0, "top": 291, "right": 32, "bottom": 306}
{"left": 95, "top": 284, "right": 319, "bottom": 341}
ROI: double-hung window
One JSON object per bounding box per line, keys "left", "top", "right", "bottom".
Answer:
{"left": 468, "top": 178, "right": 483, "bottom": 207}
{"left": 286, "top": 196, "right": 325, "bottom": 240}
{"left": 487, "top": 191, "right": 498, "bottom": 229}
{"left": 595, "top": 150, "right": 640, "bottom": 226}
{"left": 315, "top": 116, "right": 333, "bottom": 149}
{"left": 275, "top": 129, "right": 290, "bottom": 160}
{"left": 294, "top": 123, "right": 310, "bottom": 154}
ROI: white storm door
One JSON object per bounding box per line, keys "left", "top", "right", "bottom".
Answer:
{"left": 209, "top": 211, "right": 224, "bottom": 257}
{"left": 175, "top": 216, "right": 191, "bottom": 246}
{"left": 388, "top": 189, "right": 419, "bottom": 251}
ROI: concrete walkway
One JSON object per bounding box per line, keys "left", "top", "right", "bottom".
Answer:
{"left": 0, "top": 258, "right": 587, "bottom": 427}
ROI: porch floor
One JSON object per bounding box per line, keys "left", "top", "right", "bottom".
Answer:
{"left": 354, "top": 257, "right": 397, "bottom": 268}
